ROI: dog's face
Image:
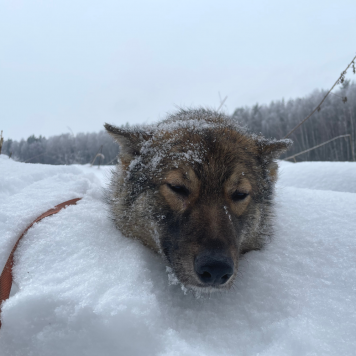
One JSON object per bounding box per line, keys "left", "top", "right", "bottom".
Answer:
{"left": 105, "top": 109, "right": 291, "bottom": 292}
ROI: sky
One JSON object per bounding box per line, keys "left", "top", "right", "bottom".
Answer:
{"left": 1, "top": 0, "right": 355, "bottom": 141}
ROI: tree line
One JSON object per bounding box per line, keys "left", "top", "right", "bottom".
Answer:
{"left": 1, "top": 81, "right": 355, "bottom": 164}
{"left": 232, "top": 80, "right": 356, "bottom": 161}
{"left": 1, "top": 130, "right": 119, "bottom": 165}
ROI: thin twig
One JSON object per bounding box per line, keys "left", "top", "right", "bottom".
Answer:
{"left": 284, "top": 54, "right": 356, "bottom": 139}
{"left": 284, "top": 134, "right": 351, "bottom": 160}
{"left": 217, "top": 96, "right": 228, "bottom": 111}
{"left": 107, "top": 156, "right": 119, "bottom": 165}
{"left": 90, "top": 153, "right": 105, "bottom": 167}
{"left": 90, "top": 145, "right": 103, "bottom": 166}
{"left": 67, "top": 126, "right": 74, "bottom": 137}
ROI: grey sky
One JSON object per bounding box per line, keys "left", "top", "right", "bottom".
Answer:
{"left": 1, "top": 0, "right": 355, "bottom": 140}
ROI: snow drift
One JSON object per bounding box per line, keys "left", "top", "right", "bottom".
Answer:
{"left": 0, "top": 155, "right": 355, "bottom": 356}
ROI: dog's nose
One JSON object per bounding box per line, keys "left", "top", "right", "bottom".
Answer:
{"left": 194, "top": 251, "right": 234, "bottom": 286}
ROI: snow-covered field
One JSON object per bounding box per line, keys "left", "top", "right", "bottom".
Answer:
{"left": 0, "top": 155, "right": 355, "bottom": 356}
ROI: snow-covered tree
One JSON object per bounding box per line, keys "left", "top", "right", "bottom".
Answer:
{"left": 232, "top": 81, "right": 356, "bottom": 161}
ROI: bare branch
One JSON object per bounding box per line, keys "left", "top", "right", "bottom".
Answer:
{"left": 284, "top": 134, "right": 351, "bottom": 161}
{"left": 284, "top": 54, "right": 356, "bottom": 139}
{"left": 217, "top": 96, "right": 228, "bottom": 112}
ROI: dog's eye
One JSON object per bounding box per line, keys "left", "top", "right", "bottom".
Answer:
{"left": 231, "top": 191, "right": 249, "bottom": 201}
{"left": 167, "top": 184, "right": 189, "bottom": 197}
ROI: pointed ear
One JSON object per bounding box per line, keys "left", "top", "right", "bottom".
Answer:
{"left": 257, "top": 138, "right": 292, "bottom": 159}
{"left": 104, "top": 123, "right": 151, "bottom": 164}
{"left": 257, "top": 138, "right": 292, "bottom": 183}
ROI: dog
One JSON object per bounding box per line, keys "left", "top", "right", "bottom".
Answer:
{"left": 105, "top": 108, "right": 291, "bottom": 293}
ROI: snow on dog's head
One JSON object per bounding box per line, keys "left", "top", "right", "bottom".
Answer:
{"left": 105, "top": 108, "right": 291, "bottom": 292}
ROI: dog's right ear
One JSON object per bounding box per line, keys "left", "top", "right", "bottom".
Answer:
{"left": 104, "top": 123, "right": 151, "bottom": 163}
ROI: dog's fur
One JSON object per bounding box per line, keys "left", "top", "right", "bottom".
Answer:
{"left": 105, "top": 108, "right": 291, "bottom": 292}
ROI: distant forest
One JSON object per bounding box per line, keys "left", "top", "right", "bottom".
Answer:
{"left": 1, "top": 130, "right": 119, "bottom": 165}
{"left": 232, "top": 80, "right": 356, "bottom": 161}
{"left": 1, "top": 81, "right": 355, "bottom": 164}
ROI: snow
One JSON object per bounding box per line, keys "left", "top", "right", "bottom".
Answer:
{"left": 0, "top": 155, "right": 355, "bottom": 356}
{"left": 278, "top": 160, "right": 356, "bottom": 193}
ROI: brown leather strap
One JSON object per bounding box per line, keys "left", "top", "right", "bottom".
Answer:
{"left": 0, "top": 197, "right": 82, "bottom": 329}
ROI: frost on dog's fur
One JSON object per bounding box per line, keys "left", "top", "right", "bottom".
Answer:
{"left": 105, "top": 108, "right": 292, "bottom": 292}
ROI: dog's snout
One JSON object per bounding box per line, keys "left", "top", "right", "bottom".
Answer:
{"left": 194, "top": 251, "right": 234, "bottom": 286}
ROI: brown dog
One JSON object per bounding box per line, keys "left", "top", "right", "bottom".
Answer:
{"left": 105, "top": 108, "right": 291, "bottom": 293}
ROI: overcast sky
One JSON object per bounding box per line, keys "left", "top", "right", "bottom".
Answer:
{"left": 1, "top": 0, "right": 355, "bottom": 140}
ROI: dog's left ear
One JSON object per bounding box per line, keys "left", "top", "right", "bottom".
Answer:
{"left": 257, "top": 138, "right": 292, "bottom": 182}
{"left": 257, "top": 138, "right": 292, "bottom": 159}
{"left": 104, "top": 123, "right": 151, "bottom": 164}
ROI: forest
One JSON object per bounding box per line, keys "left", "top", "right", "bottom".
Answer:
{"left": 1, "top": 129, "right": 119, "bottom": 166}
{"left": 1, "top": 81, "right": 355, "bottom": 164}
{"left": 232, "top": 80, "right": 356, "bottom": 161}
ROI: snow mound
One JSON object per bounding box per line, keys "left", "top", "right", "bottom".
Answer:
{"left": 278, "top": 160, "right": 356, "bottom": 193}
{"left": 0, "top": 155, "right": 355, "bottom": 356}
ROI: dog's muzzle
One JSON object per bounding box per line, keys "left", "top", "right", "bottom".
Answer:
{"left": 194, "top": 251, "right": 234, "bottom": 286}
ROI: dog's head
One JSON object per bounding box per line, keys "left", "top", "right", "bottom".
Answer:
{"left": 105, "top": 109, "right": 291, "bottom": 292}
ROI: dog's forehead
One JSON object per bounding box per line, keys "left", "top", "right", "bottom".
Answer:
{"left": 153, "top": 127, "right": 259, "bottom": 185}
{"left": 152, "top": 125, "right": 257, "bottom": 153}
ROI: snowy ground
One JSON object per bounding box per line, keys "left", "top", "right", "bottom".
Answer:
{"left": 0, "top": 155, "right": 355, "bottom": 356}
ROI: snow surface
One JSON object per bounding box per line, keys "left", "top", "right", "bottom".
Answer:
{"left": 278, "top": 160, "right": 356, "bottom": 193}
{"left": 0, "top": 155, "right": 355, "bottom": 356}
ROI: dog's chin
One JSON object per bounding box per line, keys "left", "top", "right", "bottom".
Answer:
{"left": 186, "top": 284, "right": 225, "bottom": 294}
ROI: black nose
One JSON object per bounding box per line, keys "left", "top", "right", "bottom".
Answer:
{"left": 194, "top": 251, "right": 234, "bottom": 286}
